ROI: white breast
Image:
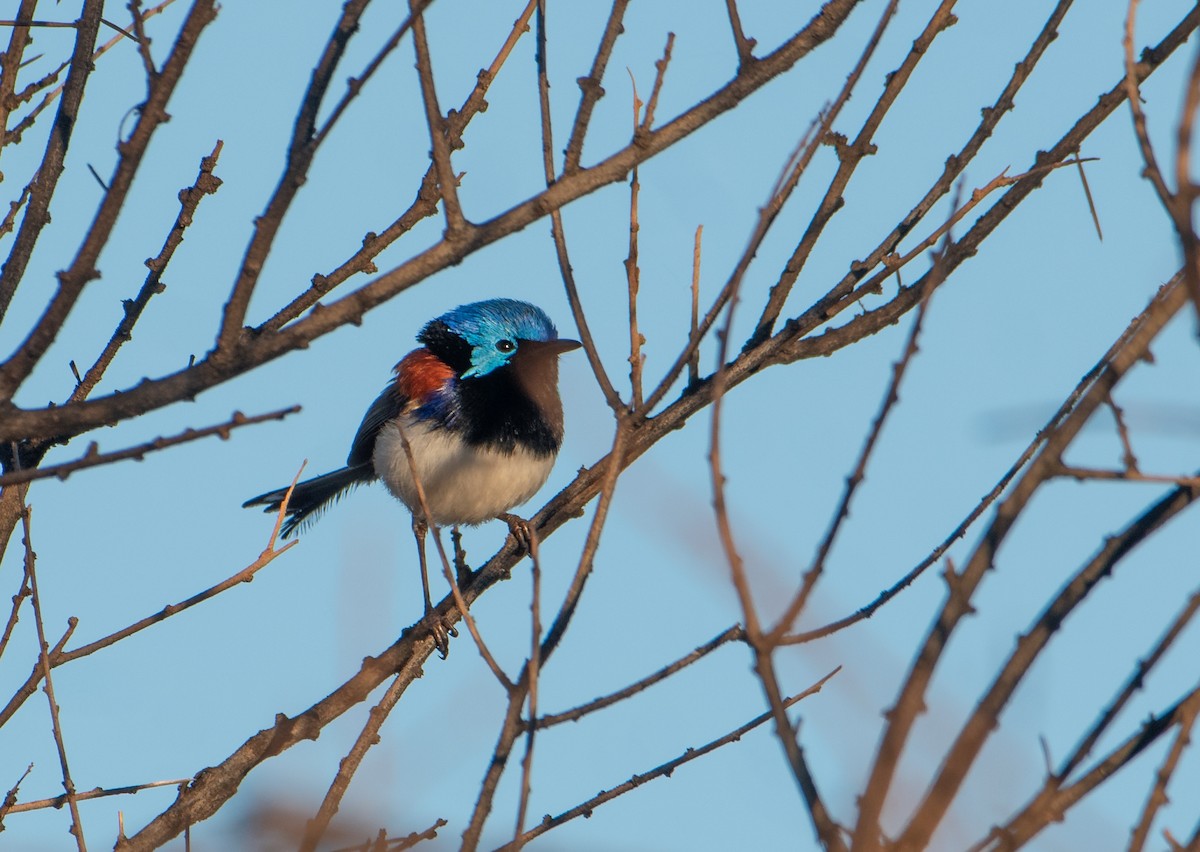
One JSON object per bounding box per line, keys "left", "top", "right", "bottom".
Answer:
{"left": 372, "top": 418, "right": 556, "bottom": 526}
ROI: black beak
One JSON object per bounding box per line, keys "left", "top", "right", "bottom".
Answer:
{"left": 519, "top": 338, "right": 583, "bottom": 358}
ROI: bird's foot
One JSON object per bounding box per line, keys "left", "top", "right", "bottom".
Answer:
{"left": 498, "top": 513, "right": 536, "bottom": 555}
{"left": 424, "top": 609, "right": 459, "bottom": 659}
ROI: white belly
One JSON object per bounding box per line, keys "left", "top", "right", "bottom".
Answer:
{"left": 372, "top": 418, "right": 556, "bottom": 526}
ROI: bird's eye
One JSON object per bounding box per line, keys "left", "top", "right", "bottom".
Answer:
{"left": 496, "top": 339, "right": 516, "bottom": 353}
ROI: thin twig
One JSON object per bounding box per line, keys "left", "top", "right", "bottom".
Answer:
{"left": 723, "top": 0, "right": 755, "bottom": 68}
{"left": 499, "top": 668, "right": 841, "bottom": 850}
{"left": 1129, "top": 690, "right": 1200, "bottom": 851}
{"left": 261, "top": 0, "right": 532, "bottom": 334}
{"left": 511, "top": 536, "right": 543, "bottom": 849}
{"left": 0, "top": 470, "right": 302, "bottom": 730}
{"left": 409, "top": 1, "right": 467, "bottom": 236}
{"left": 299, "top": 675, "right": 411, "bottom": 852}
{"left": 562, "top": 0, "right": 631, "bottom": 174}
{"left": 23, "top": 507, "right": 87, "bottom": 850}
{"left": 530, "top": 625, "right": 745, "bottom": 731}
{"left": 6, "top": 777, "right": 191, "bottom": 814}
{"left": 0, "top": 763, "right": 33, "bottom": 828}
{"left": 68, "top": 140, "right": 224, "bottom": 405}
{"left": 535, "top": 0, "right": 622, "bottom": 411}
{"left": 0, "top": 407, "right": 300, "bottom": 488}
{"left": 688, "top": 225, "right": 703, "bottom": 387}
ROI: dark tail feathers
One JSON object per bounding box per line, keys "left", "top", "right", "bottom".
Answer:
{"left": 243, "top": 465, "right": 373, "bottom": 538}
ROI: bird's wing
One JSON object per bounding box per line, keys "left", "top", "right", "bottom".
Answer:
{"left": 346, "top": 348, "right": 457, "bottom": 468}
{"left": 347, "top": 379, "right": 403, "bottom": 468}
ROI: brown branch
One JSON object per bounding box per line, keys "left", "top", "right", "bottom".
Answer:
{"left": 688, "top": 225, "right": 703, "bottom": 387}
{"left": 0, "top": 0, "right": 39, "bottom": 152}
{"left": 0, "top": 763, "right": 32, "bottom": 828}
{"left": 752, "top": 0, "right": 1072, "bottom": 347}
{"left": 68, "top": 140, "right": 224, "bottom": 405}
{"left": 1129, "top": 690, "right": 1200, "bottom": 852}
{"left": 643, "top": 0, "right": 899, "bottom": 414}
{"left": 723, "top": 0, "right": 756, "bottom": 68}
{"left": 0, "top": 0, "right": 217, "bottom": 396}
{"left": 23, "top": 507, "right": 87, "bottom": 850}
{"left": 851, "top": 271, "right": 1192, "bottom": 848}
{"left": 0, "top": 473, "right": 301, "bottom": 729}
{"left": 0, "top": 0, "right": 177, "bottom": 150}
{"left": 212, "top": 0, "right": 377, "bottom": 352}
{"left": 0, "top": 511, "right": 33, "bottom": 661}
{"left": 6, "top": 777, "right": 190, "bottom": 815}
{"left": 127, "top": 0, "right": 159, "bottom": 79}
{"left": 530, "top": 625, "right": 745, "bottom": 731}
{"left": 1124, "top": 0, "right": 1200, "bottom": 327}
{"left": 625, "top": 74, "right": 645, "bottom": 410}
{"left": 0, "top": 406, "right": 300, "bottom": 488}
{"left": 1058, "top": 465, "right": 1200, "bottom": 488}
{"left": 1072, "top": 146, "right": 1103, "bottom": 240}
{"left": 260, "top": 0, "right": 534, "bottom": 334}
{"left": 299, "top": 675, "right": 409, "bottom": 852}
{"left": 511, "top": 536, "right": 542, "bottom": 849}
{"left": 499, "top": 668, "right": 841, "bottom": 851}
{"left": 896, "top": 478, "right": 1200, "bottom": 850}
{"left": 562, "top": 0, "right": 631, "bottom": 174}
{"left": 409, "top": 0, "right": 467, "bottom": 236}
{"left": 536, "top": 1, "right": 623, "bottom": 412}
{"left": 0, "top": 0, "right": 104, "bottom": 325}
{"left": 773, "top": 273, "right": 935, "bottom": 643}
{"left": 976, "top": 682, "right": 1200, "bottom": 850}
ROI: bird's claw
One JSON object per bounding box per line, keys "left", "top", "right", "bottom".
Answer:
{"left": 426, "top": 611, "right": 458, "bottom": 659}
{"left": 498, "top": 513, "right": 535, "bottom": 555}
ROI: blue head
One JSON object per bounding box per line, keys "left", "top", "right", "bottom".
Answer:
{"left": 418, "top": 299, "right": 574, "bottom": 379}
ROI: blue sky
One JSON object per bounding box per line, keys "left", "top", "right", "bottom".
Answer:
{"left": 1, "top": 2, "right": 1198, "bottom": 849}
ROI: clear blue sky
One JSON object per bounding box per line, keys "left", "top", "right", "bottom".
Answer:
{"left": 1, "top": 2, "right": 1197, "bottom": 849}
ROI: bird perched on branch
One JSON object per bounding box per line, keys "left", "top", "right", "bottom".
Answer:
{"left": 244, "top": 298, "right": 581, "bottom": 656}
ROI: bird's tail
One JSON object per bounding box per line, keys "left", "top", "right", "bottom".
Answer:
{"left": 243, "top": 465, "right": 373, "bottom": 538}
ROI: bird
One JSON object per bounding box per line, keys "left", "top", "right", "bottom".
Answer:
{"left": 244, "top": 298, "right": 581, "bottom": 656}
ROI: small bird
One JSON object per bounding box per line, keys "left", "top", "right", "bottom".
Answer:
{"left": 244, "top": 298, "right": 581, "bottom": 655}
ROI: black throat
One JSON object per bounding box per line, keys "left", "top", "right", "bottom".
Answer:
{"left": 455, "top": 367, "right": 563, "bottom": 456}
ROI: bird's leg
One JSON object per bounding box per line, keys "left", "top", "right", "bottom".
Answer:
{"left": 451, "top": 525, "right": 472, "bottom": 589}
{"left": 498, "top": 512, "right": 536, "bottom": 556}
{"left": 412, "top": 517, "right": 455, "bottom": 658}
